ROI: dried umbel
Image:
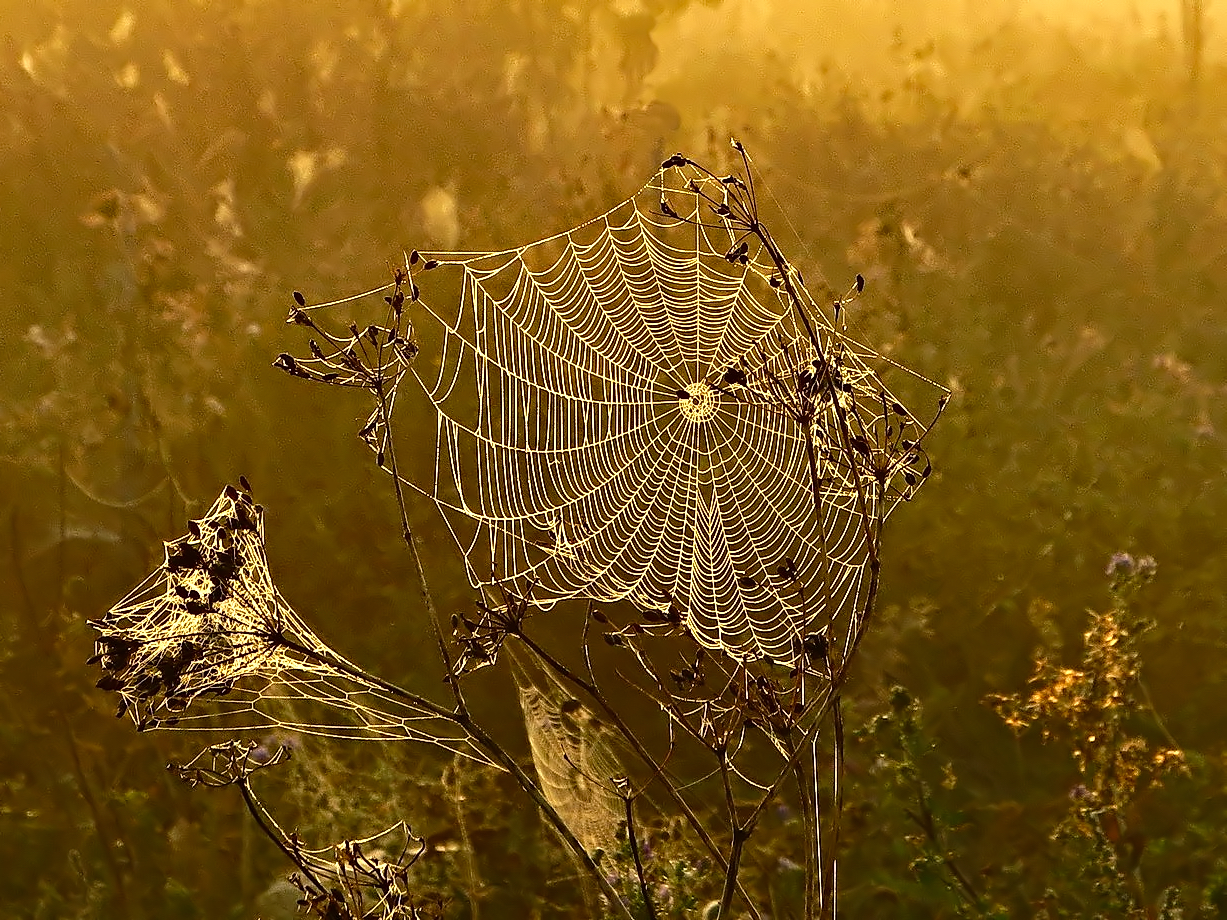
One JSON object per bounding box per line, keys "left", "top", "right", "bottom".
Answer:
{"left": 89, "top": 483, "right": 276, "bottom": 728}
{"left": 89, "top": 483, "right": 491, "bottom": 763}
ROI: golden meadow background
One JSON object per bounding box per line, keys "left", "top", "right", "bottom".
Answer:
{"left": 1, "top": 1, "right": 1225, "bottom": 916}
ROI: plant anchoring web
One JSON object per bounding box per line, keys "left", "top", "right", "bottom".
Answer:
{"left": 297, "top": 156, "right": 946, "bottom": 668}
{"left": 90, "top": 484, "right": 493, "bottom": 762}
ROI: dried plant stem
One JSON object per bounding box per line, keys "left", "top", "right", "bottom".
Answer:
{"left": 792, "top": 758, "right": 818, "bottom": 920}
{"left": 741, "top": 538, "right": 883, "bottom": 844}
{"left": 715, "top": 746, "right": 746, "bottom": 919}
{"left": 372, "top": 377, "right": 470, "bottom": 719}
{"left": 237, "top": 777, "right": 328, "bottom": 896}
{"left": 820, "top": 694, "right": 845, "bottom": 920}
{"left": 716, "top": 827, "right": 750, "bottom": 920}
{"left": 623, "top": 793, "right": 659, "bottom": 920}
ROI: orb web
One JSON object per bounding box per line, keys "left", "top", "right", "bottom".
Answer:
{"left": 309, "top": 159, "right": 945, "bottom": 666}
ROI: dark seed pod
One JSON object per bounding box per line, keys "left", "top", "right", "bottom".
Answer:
{"left": 423, "top": 259, "right": 439, "bottom": 270}
{"left": 209, "top": 550, "right": 239, "bottom": 581}
{"left": 723, "top": 366, "right": 747, "bottom": 386}
{"left": 409, "top": 249, "right": 420, "bottom": 265}
{"left": 803, "top": 632, "right": 828, "bottom": 659}
{"left": 166, "top": 541, "right": 202, "bottom": 571}
{"left": 855, "top": 273, "right": 865, "bottom": 292}
{"left": 737, "top": 575, "right": 757, "bottom": 589}
{"left": 293, "top": 291, "right": 306, "bottom": 306}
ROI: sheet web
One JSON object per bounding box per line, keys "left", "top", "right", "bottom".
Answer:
{"left": 383, "top": 161, "right": 942, "bottom": 666}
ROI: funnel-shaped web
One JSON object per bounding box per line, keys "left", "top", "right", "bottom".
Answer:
{"left": 331, "top": 161, "right": 943, "bottom": 666}
{"left": 89, "top": 486, "right": 492, "bottom": 762}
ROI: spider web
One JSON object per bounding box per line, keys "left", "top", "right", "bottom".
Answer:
{"left": 170, "top": 739, "right": 429, "bottom": 918}
{"left": 306, "top": 159, "right": 946, "bottom": 666}
{"left": 89, "top": 485, "right": 492, "bottom": 764}
{"left": 508, "top": 644, "right": 628, "bottom": 857}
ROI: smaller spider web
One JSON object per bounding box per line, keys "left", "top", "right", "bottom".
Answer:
{"left": 89, "top": 485, "right": 493, "bottom": 765}
{"left": 319, "top": 160, "right": 945, "bottom": 666}
{"left": 170, "top": 739, "right": 428, "bottom": 918}
{"left": 508, "top": 644, "right": 629, "bottom": 856}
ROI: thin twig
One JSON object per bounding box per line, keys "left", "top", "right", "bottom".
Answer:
{"left": 373, "top": 372, "right": 469, "bottom": 718}
{"left": 623, "top": 792, "right": 659, "bottom": 920}
{"left": 237, "top": 777, "right": 328, "bottom": 895}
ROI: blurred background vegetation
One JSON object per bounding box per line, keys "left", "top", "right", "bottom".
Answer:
{"left": 1, "top": 0, "right": 1225, "bottom": 916}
